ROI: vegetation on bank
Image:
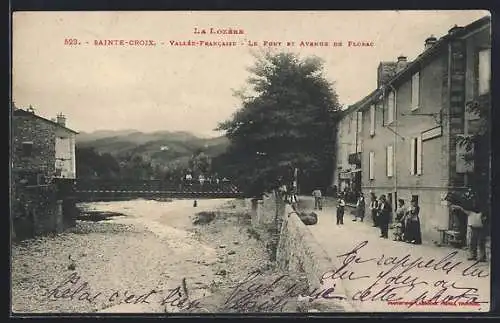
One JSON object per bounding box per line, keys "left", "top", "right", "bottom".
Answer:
{"left": 214, "top": 51, "right": 342, "bottom": 197}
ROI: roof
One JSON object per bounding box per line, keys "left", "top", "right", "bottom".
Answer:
{"left": 384, "top": 15, "right": 490, "bottom": 89}
{"left": 13, "top": 108, "right": 79, "bottom": 134}
{"left": 346, "top": 15, "right": 491, "bottom": 114}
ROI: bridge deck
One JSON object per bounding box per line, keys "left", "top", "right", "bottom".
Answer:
{"left": 75, "top": 189, "right": 244, "bottom": 202}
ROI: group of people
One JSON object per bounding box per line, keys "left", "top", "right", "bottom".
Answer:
{"left": 368, "top": 193, "right": 422, "bottom": 243}
{"left": 333, "top": 189, "right": 487, "bottom": 262}
{"left": 334, "top": 192, "right": 422, "bottom": 244}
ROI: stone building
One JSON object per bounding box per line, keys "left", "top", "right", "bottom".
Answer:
{"left": 333, "top": 16, "right": 491, "bottom": 244}
{"left": 332, "top": 104, "right": 363, "bottom": 204}
{"left": 11, "top": 105, "right": 79, "bottom": 239}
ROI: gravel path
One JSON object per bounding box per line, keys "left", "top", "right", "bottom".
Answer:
{"left": 11, "top": 198, "right": 305, "bottom": 314}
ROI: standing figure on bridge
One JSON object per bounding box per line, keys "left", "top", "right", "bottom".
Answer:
{"left": 312, "top": 188, "right": 322, "bottom": 210}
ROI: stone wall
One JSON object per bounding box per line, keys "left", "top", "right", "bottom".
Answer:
{"left": 12, "top": 184, "right": 63, "bottom": 239}
{"left": 11, "top": 114, "right": 69, "bottom": 240}
{"left": 251, "top": 195, "right": 356, "bottom": 311}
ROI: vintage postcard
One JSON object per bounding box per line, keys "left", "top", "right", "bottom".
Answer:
{"left": 11, "top": 10, "right": 491, "bottom": 314}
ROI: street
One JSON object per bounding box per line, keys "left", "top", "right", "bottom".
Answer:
{"left": 299, "top": 197, "right": 490, "bottom": 312}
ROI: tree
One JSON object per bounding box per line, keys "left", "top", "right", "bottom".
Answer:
{"left": 76, "top": 147, "right": 121, "bottom": 179}
{"left": 188, "top": 151, "right": 211, "bottom": 178}
{"left": 214, "top": 51, "right": 342, "bottom": 197}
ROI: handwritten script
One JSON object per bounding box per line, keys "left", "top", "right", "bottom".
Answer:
{"left": 321, "top": 241, "right": 489, "bottom": 308}
{"left": 223, "top": 270, "right": 344, "bottom": 312}
{"left": 41, "top": 273, "right": 201, "bottom": 312}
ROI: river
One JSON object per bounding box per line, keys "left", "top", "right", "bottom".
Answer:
{"left": 12, "top": 198, "right": 289, "bottom": 313}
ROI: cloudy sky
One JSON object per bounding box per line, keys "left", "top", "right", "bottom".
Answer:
{"left": 12, "top": 10, "right": 489, "bottom": 137}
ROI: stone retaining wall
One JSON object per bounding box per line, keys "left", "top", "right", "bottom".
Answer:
{"left": 250, "top": 195, "right": 356, "bottom": 312}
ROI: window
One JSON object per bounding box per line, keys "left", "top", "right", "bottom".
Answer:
{"left": 411, "top": 72, "right": 420, "bottom": 110}
{"left": 387, "top": 91, "right": 395, "bottom": 124}
{"left": 370, "top": 105, "right": 375, "bottom": 136}
{"left": 387, "top": 145, "right": 394, "bottom": 177}
{"left": 369, "top": 151, "right": 375, "bottom": 180}
{"left": 21, "top": 141, "right": 33, "bottom": 157}
{"left": 357, "top": 111, "right": 363, "bottom": 134}
{"left": 410, "top": 136, "right": 422, "bottom": 175}
{"left": 478, "top": 48, "right": 491, "bottom": 95}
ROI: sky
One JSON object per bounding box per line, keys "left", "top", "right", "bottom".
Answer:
{"left": 12, "top": 10, "right": 489, "bottom": 138}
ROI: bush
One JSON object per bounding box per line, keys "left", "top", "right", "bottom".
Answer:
{"left": 298, "top": 212, "right": 318, "bottom": 225}
{"left": 192, "top": 211, "right": 217, "bottom": 225}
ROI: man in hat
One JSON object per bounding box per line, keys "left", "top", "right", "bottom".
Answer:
{"left": 378, "top": 194, "right": 392, "bottom": 238}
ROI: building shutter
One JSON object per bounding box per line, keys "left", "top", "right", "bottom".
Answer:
{"left": 478, "top": 49, "right": 491, "bottom": 95}
{"left": 369, "top": 151, "right": 375, "bottom": 180}
{"left": 370, "top": 105, "right": 375, "bottom": 136}
{"left": 388, "top": 92, "right": 395, "bottom": 124}
{"left": 410, "top": 138, "right": 416, "bottom": 175}
{"left": 357, "top": 111, "right": 363, "bottom": 134}
{"left": 416, "top": 136, "right": 423, "bottom": 175}
{"left": 411, "top": 72, "right": 420, "bottom": 110}
{"left": 387, "top": 145, "right": 394, "bottom": 177}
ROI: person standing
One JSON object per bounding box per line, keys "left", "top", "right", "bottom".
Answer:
{"left": 378, "top": 195, "right": 392, "bottom": 238}
{"left": 404, "top": 198, "right": 422, "bottom": 244}
{"left": 450, "top": 203, "right": 487, "bottom": 262}
{"left": 355, "top": 193, "right": 365, "bottom": 222}
{"left": 312, "top": 188, "right": 323, "bottom": 210}
{"left": 369, "top": 193, "right": 379, "bottom": 227}
{"left": 336, "top": 195, "right": 346, "bottom": 225}
{"left": 393, "top": 199, "right": 407, "bottom": 241}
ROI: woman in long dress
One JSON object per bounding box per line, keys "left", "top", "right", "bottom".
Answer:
{"left": 404, "top": 199, "right": 422, "bottom": 244}
{"left": 393, "top": 199, "right": 407, "bottom": 241}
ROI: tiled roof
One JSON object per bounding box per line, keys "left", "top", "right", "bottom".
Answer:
{"left": 13, "top": 108, "right": 79, "bottom": 134}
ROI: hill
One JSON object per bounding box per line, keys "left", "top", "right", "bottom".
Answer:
{"left": 76, "top": 130, "right": 230, "bottom": 171}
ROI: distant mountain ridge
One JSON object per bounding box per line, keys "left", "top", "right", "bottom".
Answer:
{"left": 76, "top": 129, "right": 230, "bottom": 170}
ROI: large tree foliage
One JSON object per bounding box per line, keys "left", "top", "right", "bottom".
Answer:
{"left": 214, "top": 52, "right": 341, "bottom": 197}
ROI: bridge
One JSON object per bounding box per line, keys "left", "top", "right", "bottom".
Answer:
{"left": 74, "top": 179, "right": 244, "bottom": 202}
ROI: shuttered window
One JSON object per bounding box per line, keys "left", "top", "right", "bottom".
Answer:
{"left": 357, "top": 111, "right": 363, "bottom": 134}
{"left": 387, "top": 145, "right": 394, "bottom": 177}
{"left": 370, "top": 105, "right": 375, "bottom": 136}
{"left": 369, "top": 151, "right": 375, "bottom": 180}
{"left": 387, "top": 92, "right": 395, "bottom": 124}
{"left": 478, "top": 49, "right": 491, "bottom": 95}
{"left": 410, "top": 136, "right": 422, "bottom": 175}
{"left": 411, "top": 72, "right": 420, "bottom": 110}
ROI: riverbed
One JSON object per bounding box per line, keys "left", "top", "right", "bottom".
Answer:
{"left": 11, "top": 198, "right": 305, "bottom": 314}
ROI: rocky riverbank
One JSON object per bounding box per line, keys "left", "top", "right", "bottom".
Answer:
{"left": 11, "top": 198, "right": 308, "bottom": 314}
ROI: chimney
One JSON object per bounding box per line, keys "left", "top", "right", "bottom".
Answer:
{"left": 56, "top": 113, "right": 66, "bottom": 127}
{"left": 424, "top": 35, "right": 437, "bottom": 50}
{"left": 448, "top": 24, "right": 463, "bottom": 35}
{"left": 377, "top": 62, "right": 397, "bottom": 87}
{"left": 396, "top": 55, "right": 408, "bottom": 73}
